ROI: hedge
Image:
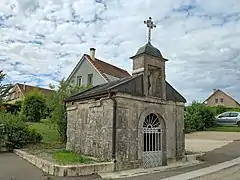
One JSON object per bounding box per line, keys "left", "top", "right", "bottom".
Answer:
{"left": 184, "top": 102, "right": 217, "bottom": 133}
{"left": 0, "top": 111, "right": 42, "bottom": 151}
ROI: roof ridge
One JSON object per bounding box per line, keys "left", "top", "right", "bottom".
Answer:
{"left": 84, "top": 54, "right": 129, "bottom": 73}
{"left": 17, "top": 83, "right": 53, "bottom": 91}
{"left": 218, "top": 89, "right": 240, "bottom": 105}
{"left": 95, "top": 58, "right": 129, "bottom": 73}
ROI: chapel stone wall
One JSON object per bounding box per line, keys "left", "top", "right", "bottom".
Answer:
{"left": 66, "top": 98, "right": 113, "bottom": 161}
{"left": 114, "top": 94, "right": 185, "bottom": 170}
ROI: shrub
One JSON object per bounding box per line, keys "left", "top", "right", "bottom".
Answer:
{"left": 21, "top": 89, "right": 47, "bottom": 122}
{"left": 0, "top": 111, "right": 42, "bottom": 151}
{"left": 0, "top": 102, "right": 21, "bottom": 114}
{"left": 184, "top": 102, "right": 216, "bottom": 133}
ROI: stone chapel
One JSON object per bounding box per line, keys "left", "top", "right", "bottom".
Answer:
{"left": 65, "top": 17, "right": 186, "bottom": 170}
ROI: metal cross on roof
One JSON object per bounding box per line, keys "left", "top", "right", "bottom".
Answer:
{"left": 144, "top": 17, "right": 156, "bottom": 43}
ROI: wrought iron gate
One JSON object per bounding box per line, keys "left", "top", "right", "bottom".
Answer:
{"left": 142, "top": 113, "right": 162, "bottom": 168}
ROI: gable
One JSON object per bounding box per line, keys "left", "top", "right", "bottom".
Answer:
{"left": 67, "top": 56, "right": 108, "bottom": 83}
{"left": 204, "top": 89, "right": 240, "bottom": 106}
{"left": 17, "top": 83, "right": 53, "bottom": 97}
{"left": 67, "top": 56, "right": 107, "bottom": 85}
{"left": 209, "top": 91, "right": 238, "bottom": 103}
{"left": 67, "top": 54, "right": 131, "bottom": 86}
{"left": 85, "top": 55, "right": 131, "bottom": 79}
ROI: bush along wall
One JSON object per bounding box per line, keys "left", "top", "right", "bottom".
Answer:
{"left": 184, "top": 102, "right": 217, "bottom": 133}
{"left": 0, "top": 111, "right": 42, "bottom": 151}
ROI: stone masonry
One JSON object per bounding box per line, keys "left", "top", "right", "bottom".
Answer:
{"left": 66, "top": 17, "right": 186, "bottom": 171}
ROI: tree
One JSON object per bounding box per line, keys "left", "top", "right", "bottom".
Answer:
{"left": 0, "top": 71, "right": 13, "bottom": 102}
{"left": 21, "top": 89, "right": 47, "bottom": 122}
{"left": 48, "top": 79, "right": 91, "bottom": 143}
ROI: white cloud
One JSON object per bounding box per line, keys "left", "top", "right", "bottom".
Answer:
{"left": 1, "top": 0, "right": 240, "bottom": 103}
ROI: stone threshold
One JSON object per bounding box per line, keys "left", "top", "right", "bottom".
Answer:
{"left": 14, "top": 149, "right": 114, "bottom": 176}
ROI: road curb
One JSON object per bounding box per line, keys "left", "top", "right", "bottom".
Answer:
{"left": 161, "top": 157, "right": 240, "bottom": 180}
{"left": 14, "top": 149, "right": 114, "bottom": 176}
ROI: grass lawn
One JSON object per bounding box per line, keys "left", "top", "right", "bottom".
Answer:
{"left": 26, "top": 119, "right": 96, "bottom": 164}
{"left": 28, "top": 119, "right": 59, "bottom": 144}
{"left": 208, "top": 126, "right": 240, "bottom": 132}
{"left": 53, "top": 150, "right": 96, "bottom": 165}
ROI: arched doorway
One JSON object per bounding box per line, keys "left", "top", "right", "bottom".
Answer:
{"left": 142, "top": 113, "right": 165, "bottom": 168}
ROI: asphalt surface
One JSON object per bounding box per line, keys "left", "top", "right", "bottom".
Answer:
{"left": 0, "top": 153, "right": 101, "bottom": 180}
{"left": 1, "top": 140, "right": 240, "bottom": 180}
{"left": 117, "top": 140, "right": 240, "bottom": 180}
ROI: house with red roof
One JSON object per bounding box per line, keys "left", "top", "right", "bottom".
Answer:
{"left": 66, "top": 48, "right": 131, "bottom": 87}
{"left": 6, "top": 83, "right": 54, "bottom": 104}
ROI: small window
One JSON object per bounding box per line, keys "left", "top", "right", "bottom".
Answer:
{"left": 77, "top": 76, "right": 82, "bottom": 86}
{"left": 215, "top": 98, "right": 218, "bottom": 103}
{"left": 230, "top": 113, "right": 238, "bottom": 117}
{"left": 220, "top": 98, "right": 224, "bottom": 103}
{"left": 87, "top": 74, "right": 93, "bottom": 85}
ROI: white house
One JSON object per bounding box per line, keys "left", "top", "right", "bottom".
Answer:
{"left": 67, "top": 48, "right": 131, "bottom": 87}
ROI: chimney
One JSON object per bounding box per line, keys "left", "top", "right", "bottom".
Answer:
{"left": 213, "top": 88, "right": 217, "bottom": 92}
{"left": 90, "top": 48, "right": 96, "bottom": 60}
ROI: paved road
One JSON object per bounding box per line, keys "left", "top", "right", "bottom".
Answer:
{"left": 1, "top": 140, "right": 240, "bottom": 180}
{"left": 0, "top": 153, "right": 100, "bottom": 180}
{"left": 195, "top": 164, "right": 240, "bottom": 180}
{"left": 0, "top": 153, "right": 43, "bottom": 180}
{"left": 118, "top": 140, "right": 240, "bottom": 180}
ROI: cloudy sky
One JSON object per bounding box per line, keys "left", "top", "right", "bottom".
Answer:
{"left": 1, "top": 0, "right": 240, "bottom": 103}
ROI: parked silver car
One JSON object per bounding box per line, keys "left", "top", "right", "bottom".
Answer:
{"left": 216, "top": 112, "right": 240, "bottom": 126}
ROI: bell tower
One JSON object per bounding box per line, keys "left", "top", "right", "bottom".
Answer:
{"left": 130, "top": 17, "right": 168, "bottom": 99}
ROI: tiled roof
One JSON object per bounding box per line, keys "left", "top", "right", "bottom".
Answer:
{"left": 65, "top": 75, "right": 186, "bottom": 103}
{"left": 85, "top": 54, "right": 131, "bottom": 80}
{"left": 17, "top": 83, "right": 54, "bottom": 96}
{"left": 65, "top": 76, "right": 135, "bottom": 101}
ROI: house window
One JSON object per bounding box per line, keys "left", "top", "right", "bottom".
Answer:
{"left": 215, "top": 98, "right": 218, "bottom": 103}
{"left": 220, "top": 98, "right": 224, "bottom": 103}
{"left": 87, "top": 74, "right": 93, "bottom": 85}
{"left": 76, "top": 76, "right": 82, "bottom": 86}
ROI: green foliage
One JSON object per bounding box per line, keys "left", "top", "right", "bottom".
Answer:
{"left": 208, "top": 106, "right": 240, "bottom": 116}
{"left": 53, "top": 150, "right": 95, "bottom": 165}
{"left": 184, "top": 101, "right": 217, "bottom": 133}
{"left": 0, "top": 71, "right": 13, "bottom": 102}
{"left": 21, "top": 89, "right": 47, "bottom": 122}
{"left": 0, "top": 102, "right": 21, "bottom": 114}
{"left": 48, "top": 79, "right": 91, "bottom": 143}
{"left": 215, "top": 105, "right": 228, "bottom": 115}
{"left": 0, "top": 111, "right": 42, "bottom": 151}
{"left": 29, "top": 119, "right": 59, "bottom": 144}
